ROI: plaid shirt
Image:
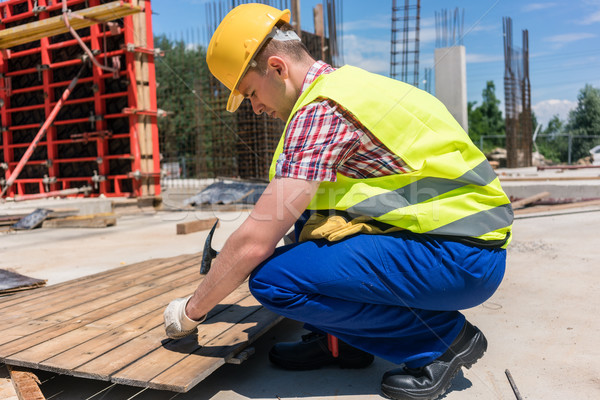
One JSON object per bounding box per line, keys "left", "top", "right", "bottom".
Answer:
{"left": 275, "top": 61, "right": 411, "bottom": 182}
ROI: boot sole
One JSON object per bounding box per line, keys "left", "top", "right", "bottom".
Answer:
{"left": 381, "top": 330, "right": 488, "bottom": 400}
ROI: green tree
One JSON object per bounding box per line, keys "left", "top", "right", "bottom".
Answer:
{"left": 566, "top": 85, "right": 600, "bottom": 162}
{"left": 154, "top": 35, "right": 235, "bottom": 178}
{"left": 537, "top": 114, "right": 566, "bottom": 162}
{"left": 468, "top": 81, "right": 505, "bottom": 151}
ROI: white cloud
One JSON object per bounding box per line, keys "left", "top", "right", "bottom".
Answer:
{"left": 544, "top": 33, "right": 597, "bottom": 48}
{"left": 532, "top": 99, "right": 577, "bottom": 127}
{"left": 466, "top": 53, "right": 504, "bottom": 63}
{"left": 343, "top": 15, "right": 389, "bottom": 32}
{"left": 522, "top": 3, "right": 558, "bottom": 12}
{"left": 580, "top": 10, "right": 600, "bottom": 24}
{"left": 342, "top": 34, "right": 389, "bottom": 74}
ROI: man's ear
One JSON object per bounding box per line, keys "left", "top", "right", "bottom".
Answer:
{"left": 267, "top": 55, "right": 289, "bottom": 79}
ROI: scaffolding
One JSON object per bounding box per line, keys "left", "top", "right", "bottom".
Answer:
{"left": 390, "top": 0, "right": 420, "bottom": 87}
{"left": 0, "top": 0, "right": 161, "bottom": 199}
{"left": 503, "top": 17, "right": 532, "bottom": 168}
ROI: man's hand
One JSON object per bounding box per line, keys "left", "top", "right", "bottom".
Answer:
{"left": 164, "top": 295, "right": 206, "bottom": 339}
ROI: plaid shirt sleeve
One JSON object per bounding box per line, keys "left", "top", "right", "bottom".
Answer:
{"left": 275, "top": 100, "right": 361, "bottom": 182}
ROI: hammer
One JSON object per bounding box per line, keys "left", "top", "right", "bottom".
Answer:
{"left": 200, "top": 219, "right": 219, "bottom": 275}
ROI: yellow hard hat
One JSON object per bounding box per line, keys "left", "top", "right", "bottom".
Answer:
{"left": 207, "top": 3, "right": 291, "bottom": 112}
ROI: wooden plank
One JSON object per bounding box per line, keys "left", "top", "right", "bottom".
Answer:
{"left": 149, "top": 308, "right": 283, "bottom": 392}
{"left": 176, "top": 217, "right": 219, "bottom": 235}
{"left": 0, "top": 253, "right": 282, "bottom": 393}
{"left": 0, "top": 253, "right": 195, "bottom": 309}
{"left": 0, "top": 364, "right": 19, "bottom": 400}
{"left": 0, "top": 257, "right": 201, "bottom": 353}
{"left": 6, "top": 365, "right": 45, "bottom": 400}
{"left": 511, "top": 191, "right": 551, "bottom": 209}
{"left": 500, "top": 176, "right": 600, "bottom": 181}
{"left": 0, "top": 2, "right": 143, "bottom": 49}
{"left": 9, "top": 272, "right": 198, "bottom": 369}
{"left": 514, "top": 199, "right": 600, "bottom": 215}
{"left": 41, "top": 213, "right": 117, "bottom": 228}
{"left": 0, "top": 254, "right": 199, "bottom": 323}
{"left": 72, "top": 283, "right": 255, "bottom": 380}
{"left": 110, "top": 294, "right": 261, "bottom": 387}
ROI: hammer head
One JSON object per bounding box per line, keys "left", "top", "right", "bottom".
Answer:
{"left": 200, "top": 219, "right": 219, "bottom": 275}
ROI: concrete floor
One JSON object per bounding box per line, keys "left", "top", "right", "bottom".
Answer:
{"left": 1, "top": 196, "right": 600, "bottom": 400}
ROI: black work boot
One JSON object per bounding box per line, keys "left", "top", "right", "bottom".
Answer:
{"left": 381, "top": 321, "right": 487, "bottom": 400}
{"left": 269, "top": 332, "right": 374, "bottom": 370}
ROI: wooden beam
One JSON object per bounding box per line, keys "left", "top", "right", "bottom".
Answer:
{"left": 176, "top": 217, "right": 219, "bottom": 235}
{"left": 0, "top": 2, "right": 143, "bottom": 49}
{"left": 511, "top": 191, "right": 551, "bottom": 209}
{"left": 41, "top": 213, "right": 117, "bottom": 228}
{"left": 6, "top": 365, "right": 45, "bottom": 400}
{"left": 514, "top": 199, "right": 600, "bottom": 215}
{"left": 291, "top": 0, "right": 301, "bottom": 36}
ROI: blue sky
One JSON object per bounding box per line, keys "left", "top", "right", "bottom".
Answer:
{"left": 151, "top": 1, "right": 600, "bottom": 127}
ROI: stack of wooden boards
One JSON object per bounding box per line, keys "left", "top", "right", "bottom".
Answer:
{"left": 0, "top": 252, "right": 282, "bottom": 393}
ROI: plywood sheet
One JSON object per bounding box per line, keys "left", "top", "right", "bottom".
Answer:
{"left": 0, "top": 253, "right": 282, "bottom": 393}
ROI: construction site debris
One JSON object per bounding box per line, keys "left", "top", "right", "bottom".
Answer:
{"left": 0, "top": 269, "right": 46, "bottom": 296}
{"left": 176, "top": 217, "right": 219, "bottom": 235}
{"left": 184, "top": 180, "right": 267, "bottom": 206}
{"left": 514, "top": 199, "right": 600, "bottom": 216}
{"left": 510, "top": 191, "right": 550, "bottom": 209}
{"left": 41, "top": 212, "right": 116, "bottom": 228}
{"left": 11, "top": 208, "right": 51, "bottom": 230}
{"left": 6, "top": 365, "right": 45, "bottom": 400}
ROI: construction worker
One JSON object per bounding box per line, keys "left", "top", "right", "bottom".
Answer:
{"left": 163, "top": 3, "right": 513, "bottom": 400}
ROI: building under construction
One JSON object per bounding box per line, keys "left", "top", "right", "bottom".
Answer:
{"left": 193, "top": 0, "right": 343, "bottom": 182}
{"left": 503, "top": 17, "right": 533, "bottom": 168}
{"left": 0, "top": 0, "right": 160, "bottom": 200}
{"left": 0, "top": 0, "right": 343, "bottom": 200}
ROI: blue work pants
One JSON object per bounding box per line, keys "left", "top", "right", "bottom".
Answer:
{"left": 249, "top": 231, "right": 505, "bottom": 367}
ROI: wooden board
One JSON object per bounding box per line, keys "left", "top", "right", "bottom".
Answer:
{"left": 0, "top": 2, "right": 143, "bottom": 49}
{"left": 41, "top": 213, "right": 117, "bottom": 229}
{"left": 6, "top": 366, "right": 45, "bottom": 400}
{"left": 0, "top": 253, "right": 282, "bottom": 393}
{"left": 176, "top": 217, "right": 219, "bottom": 235}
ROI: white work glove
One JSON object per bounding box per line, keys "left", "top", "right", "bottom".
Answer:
{"left": 164, "top": 295, "right": 206, "bottom": 339}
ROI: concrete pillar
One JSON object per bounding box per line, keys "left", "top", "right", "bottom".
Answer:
{"left": 434, "top": 46, "right": 468, "bottom": 132}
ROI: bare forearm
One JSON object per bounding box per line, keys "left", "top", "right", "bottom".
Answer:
{"left": 185, "top": 227, "right": 273, "bottom": 320}
{"left": 183, "top": 177, "right": 319, "bottom": 321}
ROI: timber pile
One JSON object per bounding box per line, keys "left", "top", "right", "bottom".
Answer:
{"left": 0, "top": 253, "right": 282, "bottom": 393}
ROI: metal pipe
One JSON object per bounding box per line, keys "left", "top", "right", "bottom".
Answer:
{"left": 14, "top": 186, "right": 92, "bottom": 201}
{"left": 62, "top": 1, "right": 119, "bottom": 77}
{"left": 1, "top": 65, "right": 85, "bottom": 198}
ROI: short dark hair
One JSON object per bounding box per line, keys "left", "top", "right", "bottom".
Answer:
{"left": 250, "top": 22, "right": 313, "bottom": 74}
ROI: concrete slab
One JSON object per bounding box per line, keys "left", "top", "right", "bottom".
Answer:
{"left": 1, "top": 197, "right": 599, "bottom": 400}
{"left": 497, "top": 166, "right": 600, "bottom": 201}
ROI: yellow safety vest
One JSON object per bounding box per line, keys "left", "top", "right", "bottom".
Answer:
{"left": 269, "top": 65, "right": 513, "bottom": 248}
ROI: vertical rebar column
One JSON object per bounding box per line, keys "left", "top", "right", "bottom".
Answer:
{"left": 503, "top": 17, "right": 517, "bottom": 168}
{"left": 390, "top": 0, "right": 420, "bottom": 87}
{"left": 520, "top": 29, "right": 532, "bottom": 166}
{"left": 504, "top": 17, "right": 532, "bottom": 168}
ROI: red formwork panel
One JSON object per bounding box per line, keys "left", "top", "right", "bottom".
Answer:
{"left": 0, "top": 0, "right": 160, "bottom": 198}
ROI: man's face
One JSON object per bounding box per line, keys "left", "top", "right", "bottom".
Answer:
{"left": 237, "top": 57, "right": 296, "bottom": 121}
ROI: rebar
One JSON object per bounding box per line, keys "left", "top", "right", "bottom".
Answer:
{"left": 390, "top": 0, "right": 420, "bottom": 87}
{"left": 503, "top": 17, "right": 533, "bottom": 168}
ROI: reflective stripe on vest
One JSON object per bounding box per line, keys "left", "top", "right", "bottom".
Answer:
{"left": 270, "top": 65, "right": 513, "bottom": 246}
